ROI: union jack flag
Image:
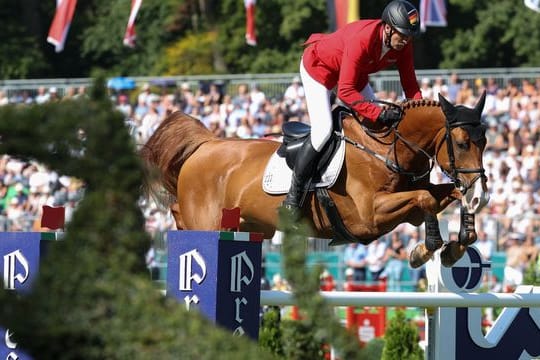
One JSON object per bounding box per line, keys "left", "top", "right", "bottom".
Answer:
{"left": 420, "top": 0, "right": 447, "bottom": 32}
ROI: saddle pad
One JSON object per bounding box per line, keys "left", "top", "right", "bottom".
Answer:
{"left": 262, "top": 139, "right": 345, "bottom": 194}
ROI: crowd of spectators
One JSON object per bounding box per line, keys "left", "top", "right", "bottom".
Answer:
{"left": 1, "top": 72, "right": 540, "bottom": 291}
{"left": 121, "top": 77, "right": 307, "bottom": 146}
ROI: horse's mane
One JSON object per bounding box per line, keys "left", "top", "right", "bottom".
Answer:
{"left": 400, "top": 99, "right": 440, "bottom": 111}
{"left": 398, "top": 99, "right": 443, "bottom": 129}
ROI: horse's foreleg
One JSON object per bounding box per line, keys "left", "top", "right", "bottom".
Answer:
{"left": 417, "top": 184, "right": 476, "bottom": 267}
{"left": 409, "top": 214, "right": 444, "bottom": 268}
{"left": 424, "top": 182, "right": 462, "bottom": 207}
{"left": 372, "top": 185, "right": 459, "bottom": 268}
{"left": 424, "top": 214, "right": 443, "bottom": 250}
{"left": 373, "top": 183, "right": 459, "bottom": 228}
{"left": 440, "top": 206, "right": 478, "bottom": 267}
{"left": 373, "top": 188, "right": 443, "bottom": 229}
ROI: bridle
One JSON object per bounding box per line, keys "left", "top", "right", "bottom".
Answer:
{"left": 439, "top": 118, "right": 487, "bottom": 194}
{"left": 336, "top": 100, "right": 487, "bottom": 194}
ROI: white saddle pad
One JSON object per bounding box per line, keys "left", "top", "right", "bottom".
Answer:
{"left": 262, "top": 139, "right": 345, "bottom": 194}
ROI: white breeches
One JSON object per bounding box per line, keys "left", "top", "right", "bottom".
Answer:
{"left": 300, "top": 58, "right": 376, "bottom": 152}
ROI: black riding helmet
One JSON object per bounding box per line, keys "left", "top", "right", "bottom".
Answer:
{"left": 381, "top": 0, "right": 421, "bottom": 38}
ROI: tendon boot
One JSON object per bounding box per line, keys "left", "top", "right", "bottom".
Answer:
{"left": 282, "top": 140, "right": 321, "bottom": 217}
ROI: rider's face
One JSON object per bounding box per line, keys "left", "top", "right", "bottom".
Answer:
{"left": 385, "top": 25, "right": 412, "bottom": 51}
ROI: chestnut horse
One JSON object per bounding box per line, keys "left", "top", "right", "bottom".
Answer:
{"left": 140, "top": 92, "right": 489, "bottom": 267}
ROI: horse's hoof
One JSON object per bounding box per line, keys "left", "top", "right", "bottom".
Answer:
{"left": 409, "top": 243, "right": 433, "bottom": 268}
{"left": 440, "top": 242, "right": 467, "bottom": 267}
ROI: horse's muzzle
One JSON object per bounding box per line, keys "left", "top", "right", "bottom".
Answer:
{"left": 461, "top": 175, "right": 489, "bottom": 213}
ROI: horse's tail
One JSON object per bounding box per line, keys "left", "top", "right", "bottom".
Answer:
{"left": 139, "top": 111, "right": 215, "bottom": 207}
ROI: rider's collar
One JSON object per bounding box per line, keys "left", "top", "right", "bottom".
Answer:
{"left": 381, "top": 39, "right": 391, "bottom": 59}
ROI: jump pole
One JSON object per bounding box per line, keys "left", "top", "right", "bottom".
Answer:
{"left": 259, "top": 288, "right": 540, "bottom": 308}
{"left": 258, "top": 246, "right": 540, "bottom": 360}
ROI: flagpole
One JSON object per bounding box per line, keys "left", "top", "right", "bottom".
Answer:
{"left": 348, "top": 0, "right": 359, "bottom": 23}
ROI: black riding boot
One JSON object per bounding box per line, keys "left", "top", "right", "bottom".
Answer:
{"left": 282, "top": 140, "right": 320, "bottom": 211}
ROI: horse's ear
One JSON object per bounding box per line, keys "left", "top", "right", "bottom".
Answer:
{"left": 474, "top": 90, "right": 487, "bottom": 115}
{"left": 438, "top": 93, "right": 456, "bottom": 118}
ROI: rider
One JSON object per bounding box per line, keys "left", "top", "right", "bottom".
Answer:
{"left": 282, "top": 0, "right": 423, "bottom": 212}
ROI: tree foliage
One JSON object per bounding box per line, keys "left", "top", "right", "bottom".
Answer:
{"left": 259, "top": 307, "right": 284, "bottom": 357}
{"left": 0, "top": 1, "right": 49, "bottom": 78}
{"left": 440, "top": 0, "right": 540, "bottom": 68}
{"left": 1, "top": 0, "right": 540, "bottom": 78}
{"left": 0, "top": 75, "right": 275, "bottom": 359}
{"left": 80, "top": 0, "right": 184, "bottom": 75}
{"left": 215, "top": 0, "right": 327, "bottom": 73}
{"left": 381, "top": 309, "right": 423, "bottom": 360}
{"left": 154, "top": 31, "right": 219, "bottom": 75}
{"left": 278, "top": 207, "right": 364, "bottom": 359}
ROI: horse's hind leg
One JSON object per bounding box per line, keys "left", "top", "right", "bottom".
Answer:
{"left": 409, "top": 214, "right": 444, "bottom": 268}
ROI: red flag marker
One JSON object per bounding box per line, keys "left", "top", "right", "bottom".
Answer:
{"left": 244, "top": 0, "right": 257, "bottom": 46}
{"left": 41, "top": 205, "right": 65, "bottom": 230}
{"left": 47, "top": 0, "right": 78, "bottom": 52}
{"left": 123, "top": 0, "right": 142, "bottom": 47}
{"left": 221, "top": 207, "right": 241, "bottom": 231}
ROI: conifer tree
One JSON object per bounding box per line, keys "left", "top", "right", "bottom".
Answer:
{"left": 0, "top": 75, "right": 273, "bottom": 359}
{"left": 381, "top": 309, "right": 423, "bottom": 360}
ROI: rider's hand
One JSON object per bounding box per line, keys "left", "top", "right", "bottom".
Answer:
{"left": 377, "top": 107, "right": 402, "bottom": 126}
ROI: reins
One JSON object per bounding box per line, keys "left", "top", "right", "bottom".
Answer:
{"left": 338, "top": 99, "right": 436, "bottom": 182}
{"left": 335, "top": 128, "right": 436, "bottom": 182}
{"left": 338, "top": 99, "right": 486, "bottom": 190}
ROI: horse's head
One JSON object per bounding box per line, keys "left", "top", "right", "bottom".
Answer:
{"left": 437, "top": 91, "right": 489, "bottom": 213}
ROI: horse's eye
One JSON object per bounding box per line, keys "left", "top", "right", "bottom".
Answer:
{"left": 456, "top": 141, "right": 469, "bottom": 150}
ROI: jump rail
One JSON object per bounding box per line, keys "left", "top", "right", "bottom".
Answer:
{"left": 260, "top": 289, "right": 540, "bottom": 308}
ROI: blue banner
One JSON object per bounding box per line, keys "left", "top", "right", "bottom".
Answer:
{"left": 167, "top": 231, "right": 262, "bottom": 339}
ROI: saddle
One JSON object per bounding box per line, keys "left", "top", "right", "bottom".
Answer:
{"left": 275, "top": 105, "right": 361, "bottom": 245}
{"left": 276, "top": 107, "right": 345, "bottom": 179}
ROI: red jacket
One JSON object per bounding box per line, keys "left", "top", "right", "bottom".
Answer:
{"left": 302, "top": 19, "right": 421, "bottom": 121}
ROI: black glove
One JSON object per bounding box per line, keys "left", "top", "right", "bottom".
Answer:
{"left": 377, "top": 107, "right": 402, "bottom": 126}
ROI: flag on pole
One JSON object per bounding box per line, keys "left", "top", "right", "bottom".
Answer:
{"left": 327, "top": 0, "right": 359, "bottom": 32}
{"left": 47, "top": 0, "right": 78, "bottom": 52}
{"left": 245, "top": 0, "right": 257, "bottom": 46}
{"left": 419, "top": 0, "right": 447, "bottom": 32}
{"left": 123, "top": 0, "right": 142, "bottom": 47}
{"left": 348, "top": 0, "right": 359, "bottom": 23}
{"left": 524, "top": 0, "right": 540, "bottom": 12}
